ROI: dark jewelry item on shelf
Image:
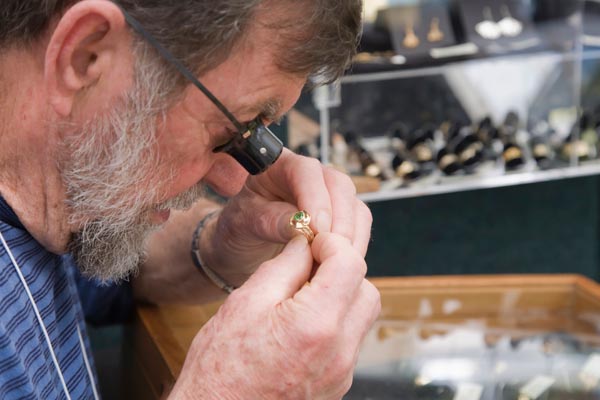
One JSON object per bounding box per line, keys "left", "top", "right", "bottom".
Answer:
{"left": 476, "top": 117, "right": 503, "bottom": 160}
{"left": 561, "top": 114, "right": 596, "bottom": 162}
{"left": 458, "top": 141, "right": 484, "bottom": 166}
{"left": 476, "top": 117, "right": 499, "bottom": 144}
{"left": 498, "top": 4, "right": 523, "bottom": 37}
{"left": 427, "top": 17, "right": 444, "bottom": 43}
{"left": 437, "top": 148, "right": 462, "bottom": 175}
{"left": 475, "top": 7, "right": 502, "bottom": 40}
{"left": 294, "top": 135, "right": 321, "bottom": 160}
{"left": 503, "top": 143, "right": 525, "bottom": 170}
{"left": 413, "top": 143, "right": 434, "bottom": 163}
{"left": 503, "top": 110, "right": 521, "bottom": 135}
{"left": 390, "top": 125, "right": 409, "bottom": 152}
{"left": 392, "top": 152, "right": 421, "bottom": 181}
{"left": 294, "top": 144, "right": 310, "bottom": 157}
{"left": 498, "top": 112, "right": 526, "bottom": 170}
{"left": 530, "top": 137, "right": 553, "bottom": 170}
{"left": 403, "top": 21, "right": 420, "bottom": 49}
{"left": 451, "top": 127, "right": 485, "bottom": 171}
{"left": 330, "top": 132, "right": 349, "bottom": 172}
{"left": 345, "top": 132, "right": 386, "bottom": 180}
{"left": 407, "top": 128, "right": 436, "bottom": 164}
{"left": 440, "top": 121, "right": 465, "bottom": 143}
{"left": 561, "top": 139, "right": 591, "bottom": 161}
{"left": 579, "top": 112, "right": 599, "bottom": 159}
{"left": 581, "top": 126, "right": 599, "bottom": 149}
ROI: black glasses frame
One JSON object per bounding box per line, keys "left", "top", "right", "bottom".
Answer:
{"left": 117, "top": 5, "right": 284, "bottom": 175}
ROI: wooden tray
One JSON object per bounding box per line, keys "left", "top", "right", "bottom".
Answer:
{"left": 128, "top": 274, "right": 600, "bottom": 399}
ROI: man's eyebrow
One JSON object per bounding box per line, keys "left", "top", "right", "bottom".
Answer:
{"left": 246, "top": 98, "right": 284, "bottom": 123}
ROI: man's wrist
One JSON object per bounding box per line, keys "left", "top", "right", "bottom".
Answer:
{"left": 196, "top": 208, "right": 257, "bottom": 288}
{"left": 191, "top": 209, "right": 238, "bottom": 294}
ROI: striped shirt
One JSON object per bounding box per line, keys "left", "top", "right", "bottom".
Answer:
{"left": 0, "top": 196, "right": 99, "bottom": 399}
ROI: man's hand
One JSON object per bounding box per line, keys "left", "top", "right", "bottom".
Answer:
{"left": 200, "top": 149, "right": 372, "bottom": 278}
{"left": 135, "top": 149, "right": 373, "bottom": 304}
{"left": 170, "top": 233, "right": 381, "bottom": 399}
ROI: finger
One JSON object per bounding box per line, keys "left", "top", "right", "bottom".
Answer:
{"left": 241, "top": 235, "right": 313, "bottom": 304}
{"left": 226, "top": 193, "right": 299, "bottom": 243}
{"left": 351, "top": 200, "right": 373, "bottom": 257}
{"left": 336, "top": 280, "right": 381, "bottom": 375}
{"left": 342, "top": 280, "right": 381, "bottom": 351}
{"left": 322, "top": 167, "right": 357, "bottom": 242}
{"left": 224, "top": 192, "right": 313, "bottom": 244}
{"left": 305, "top": 233, "right": 367, "bottom": 315}
{"left": 250, "top": 150, "right": 333, "bottom": 234}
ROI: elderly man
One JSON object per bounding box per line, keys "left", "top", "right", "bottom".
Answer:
{"left": 0, "top": 0, "right": 380, "bottom": 399}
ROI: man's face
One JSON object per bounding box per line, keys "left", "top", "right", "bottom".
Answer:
{"left": 61, "top": 23, "right": 306, "bottom": 282}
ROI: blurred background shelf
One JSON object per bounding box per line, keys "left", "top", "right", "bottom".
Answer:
{"left": 282, "top": 0, "right": 600, "bottom": 282}
{"left": 359, "top": 160, "right": 600, "bottom": 202}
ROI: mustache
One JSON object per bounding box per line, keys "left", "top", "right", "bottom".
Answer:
{"left": 155, "top": 181, "right": 207, "bottom": 212}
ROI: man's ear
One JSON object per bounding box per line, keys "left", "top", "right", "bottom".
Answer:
{"left": 45, "top": 0, "right": 131, "bottom": 117}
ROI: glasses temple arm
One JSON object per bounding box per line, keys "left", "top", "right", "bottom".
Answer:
{"left": 116, "top": 4, "right": 246, "bottom": 132}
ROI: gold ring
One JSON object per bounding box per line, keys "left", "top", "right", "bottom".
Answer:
{"left": 289, "top": 210, "right": 315, "bottom": 244}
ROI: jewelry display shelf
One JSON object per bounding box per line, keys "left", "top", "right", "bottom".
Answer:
{"left": 126, "top": 274, "right": 600, "bottom": 399}
{"left": 297, "top": 47, "right": 600, "bottom": 203}
{"left": 288, "top": 1, "right": 600, "bottom": 204}
{"left": 358, "top": 160, "right": 600, "bottom": 203}
{"left": 341, "top": 49, "right": 600, "bottom": 86}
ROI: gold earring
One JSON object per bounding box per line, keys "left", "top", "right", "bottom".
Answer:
{"left": 403, "top": 21, "right": 420, "bottom": 49}
{"left": 427, "top": 17, "right": 444, "bottom": 42}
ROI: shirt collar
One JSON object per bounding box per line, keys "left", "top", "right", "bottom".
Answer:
{"left": 0, "top": 196, "right": 25, "bottom": 229}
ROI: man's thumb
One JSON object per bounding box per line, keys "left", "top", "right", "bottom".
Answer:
{"left": 240, "top": 235, "right": 313, "bottom": 303}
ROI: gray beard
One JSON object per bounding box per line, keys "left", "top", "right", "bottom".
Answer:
{"left": 61, "top": 59, "right": 206, "bottom": 282}
{"left": 68, "top": 182, "right": 205, "bottom": 283}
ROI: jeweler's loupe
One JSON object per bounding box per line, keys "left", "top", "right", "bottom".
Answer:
{"left": 214, "top": 118, "right": 284, "bottom": 175}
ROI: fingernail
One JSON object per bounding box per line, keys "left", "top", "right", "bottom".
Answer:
{"left": 286, "top": 235, "right": 308, "bottom": 253}
{"left": 315, "top": 210, "right": 332, "bottom": 234}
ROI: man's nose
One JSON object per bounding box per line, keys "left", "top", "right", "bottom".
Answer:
{"left": 203, "top": 154, "right": 250, "bottom": 198}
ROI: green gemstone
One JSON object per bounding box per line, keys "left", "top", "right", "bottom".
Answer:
{"left": 293, "top": 211, "right": 305, "bottom": 221}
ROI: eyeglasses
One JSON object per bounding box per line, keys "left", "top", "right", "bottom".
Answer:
{"left": 117, "top": 5, "right": 284, "bottom": 175}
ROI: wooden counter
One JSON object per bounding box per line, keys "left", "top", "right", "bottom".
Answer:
{"left": 128, "top": 274, "right": 600, "bottom": 399}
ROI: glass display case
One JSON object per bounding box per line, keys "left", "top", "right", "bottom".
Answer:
{"left": 127, "top": 275, "right": 600, "bottom": 400}
{"left": 289, "top": 0, "right": 600, "bottom": 202}
{"left": 345, "top": 275, "right": 600, "bottom": 400}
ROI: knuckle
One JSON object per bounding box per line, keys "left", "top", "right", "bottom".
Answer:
{"left": 331, "top": 171, "right": 357, "bottom": 196}
{"left": 304, "top": 156, "right": 323, "bottom": 172}
{"left": 318, "top": 231, "right": 350, "bottom": 253}
{"left": 258, "top": 258, "right": 277, "bottom": 272}
{"left": 336, "top": 223, "right": 354, "bottom": 239}
{"left": 338, "top": 250, "right": 367, "bottom": 277}
{"left": 351, "top": 255, "right": 368, "bottom": 277}
{"left": 285, "top": 154, "right": 320, "bottom": 179}
{"left": 363, "top": 281, "right": 382, "bottom": 314}
{"left": 329, "top": 354, "right": 355, "bottom": 395}
{"left": 255, "top": 211, "right": 278, "bottom": 236}
{"left": 363, "top": 280, "right": 380, "bottom": 301}
{"left": 327, "top": 245, "right": 364, "bottom": 271}
{"left": 301, "top": 318, "right": 338, "bottom": 346}
{"left": 337, "top": 350, "right": 356, "bottom": 375}
{"left": 356, "top": 200, "right": 373, "bottom": 225}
